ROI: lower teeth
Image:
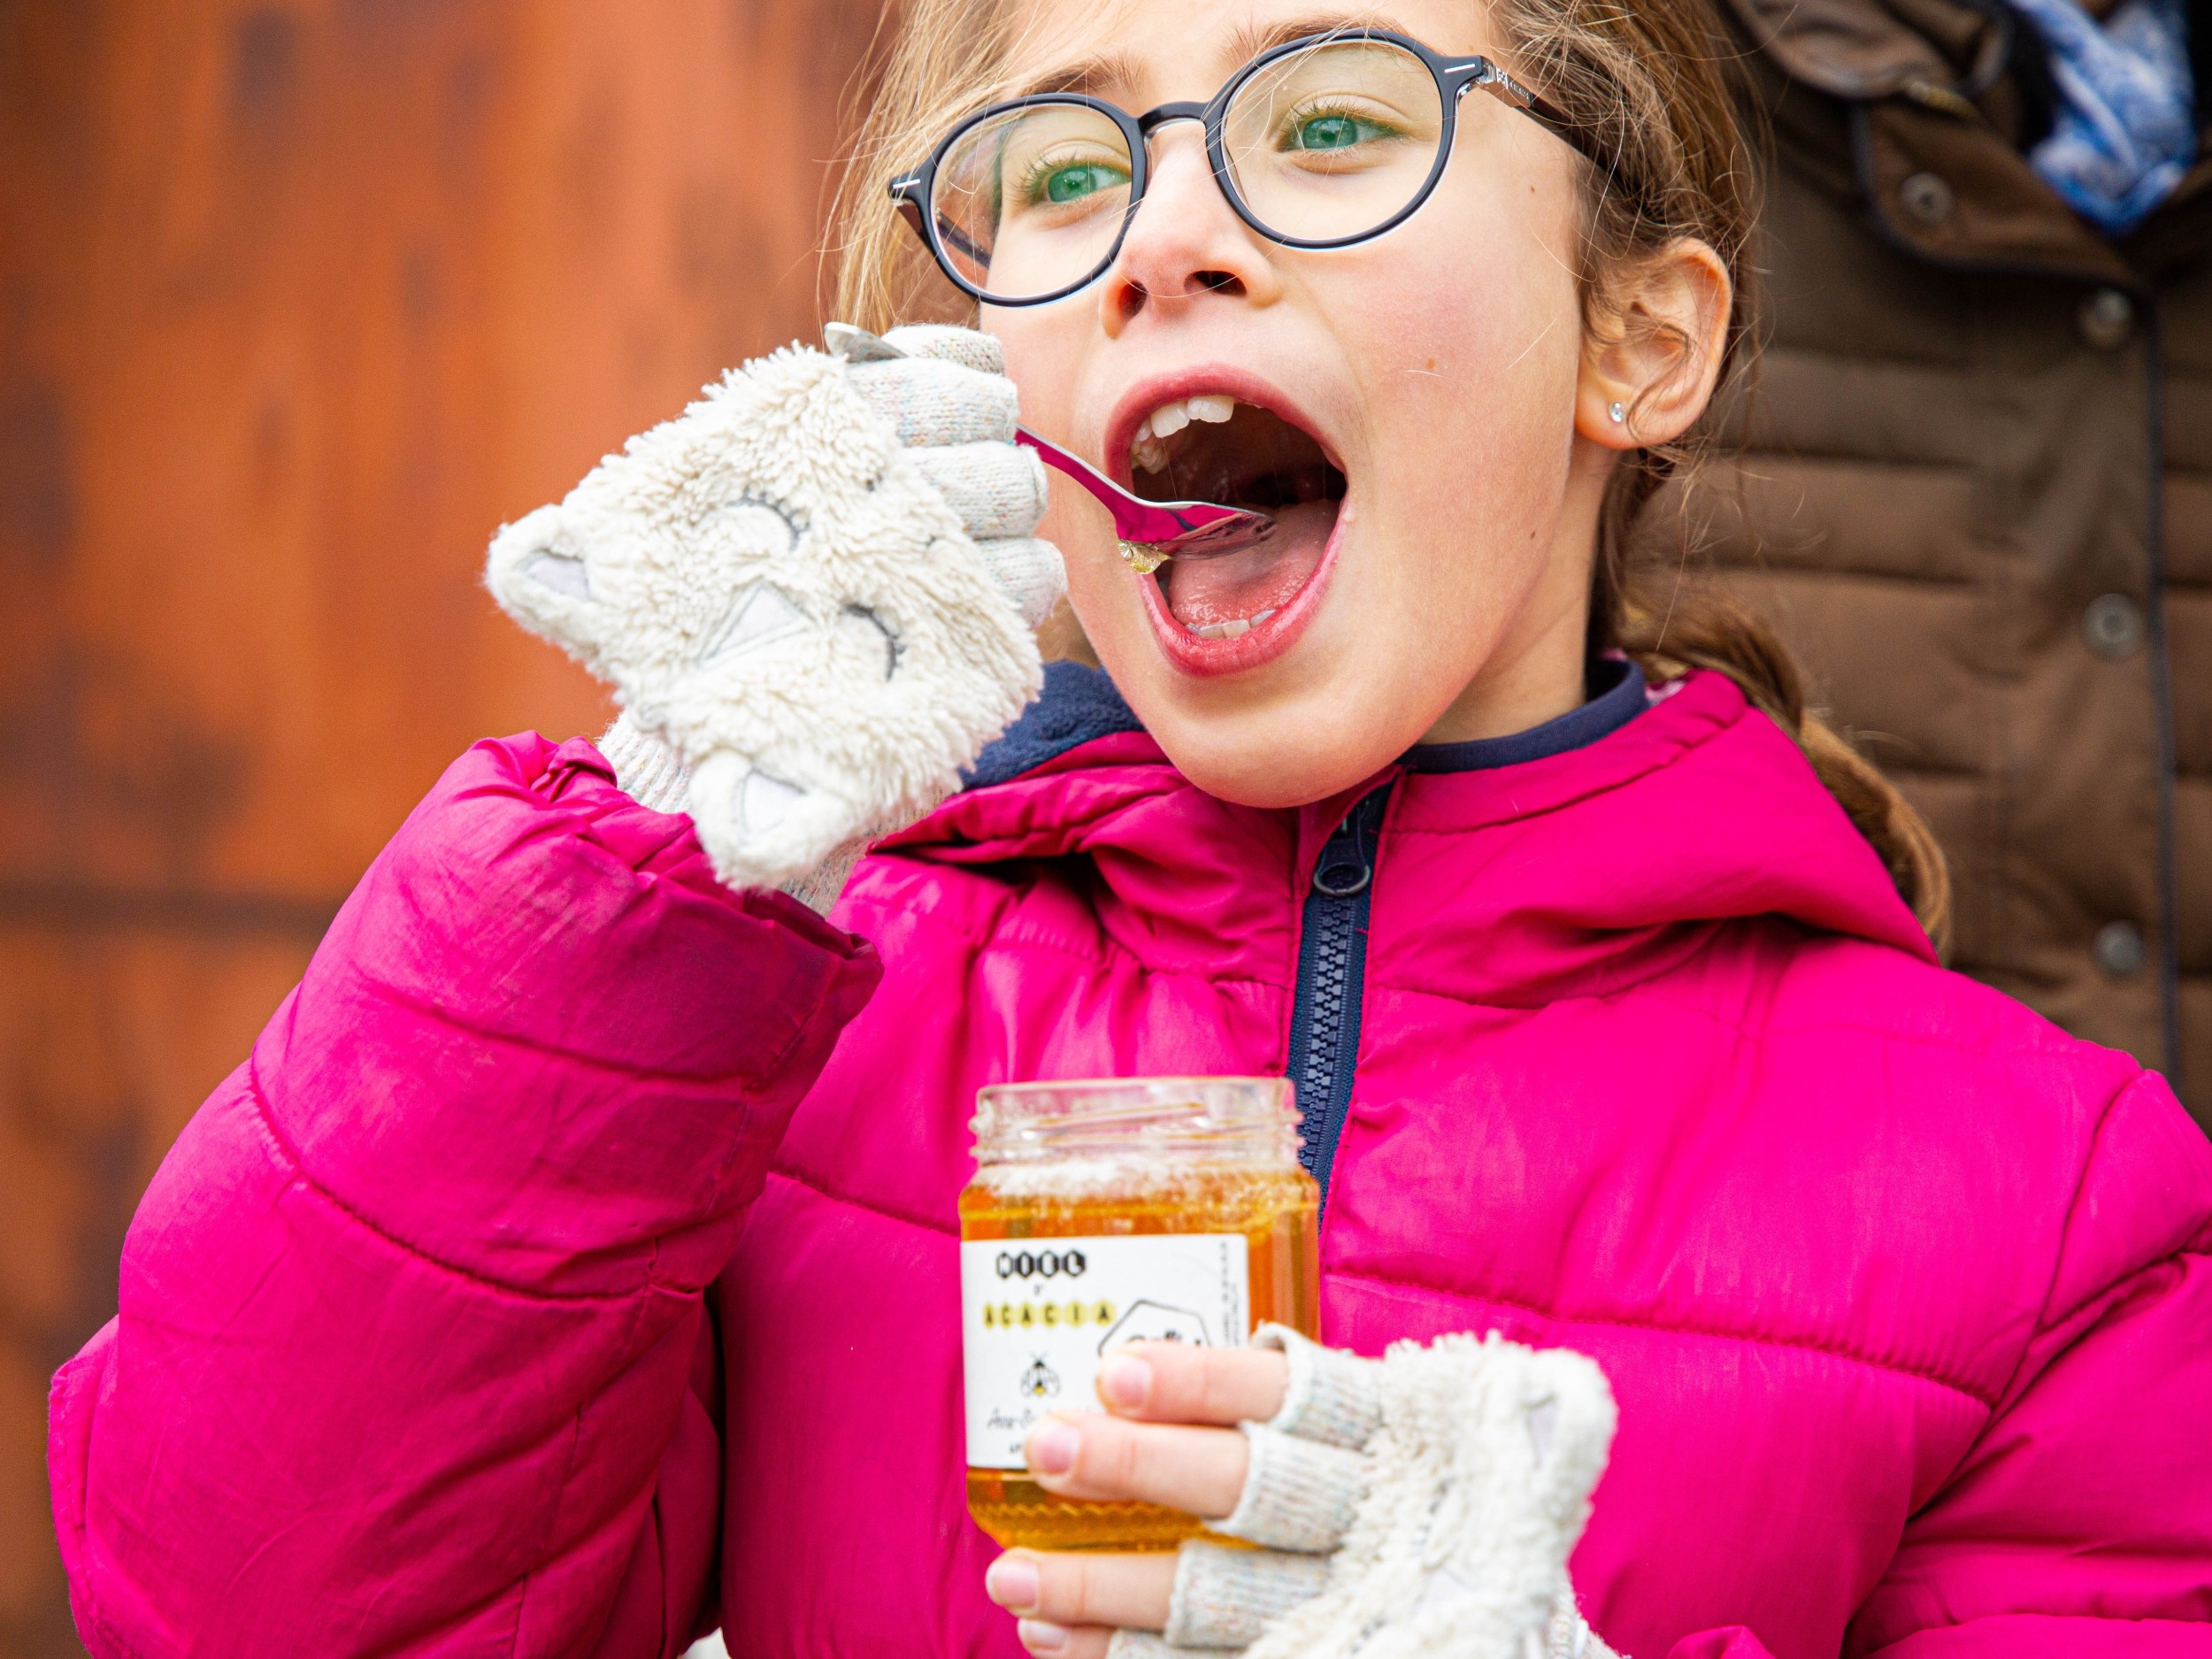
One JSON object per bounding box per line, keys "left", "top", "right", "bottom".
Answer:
{"left": 1190, "top": 608, "right": 1276, "bottom": 641}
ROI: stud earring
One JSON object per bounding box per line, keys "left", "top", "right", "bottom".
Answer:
{"left": 1608, "top": 401, "right": 1627, "bottom": 424}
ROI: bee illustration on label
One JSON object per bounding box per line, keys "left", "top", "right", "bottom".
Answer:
{"left": 1020, "top": 1356, "right": 1061, "bottom": 1399}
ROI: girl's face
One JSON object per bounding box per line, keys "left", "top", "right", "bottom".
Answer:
{"left": 987, "top": 0, "right": 1646, "bottom": 807}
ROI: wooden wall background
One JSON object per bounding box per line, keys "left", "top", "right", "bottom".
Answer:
{"left": 0, "top": 2, "right": 880, "bottom": 1649}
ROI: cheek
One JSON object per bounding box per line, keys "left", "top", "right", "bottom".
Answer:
{"left": 1325, "top": 250, "right": 1580, "bottom": 618}
{"left": 988, "top": 311, "right": 1081, "bottom": 440}
{"left": 991, "top": 310, "right": 1124, "bottom": 558}
{"left": 1056, "top": 503, "right": 1151, "bottom": 672}
{"left": 1334, "top": 194, "right": 1581, "bottom": 478}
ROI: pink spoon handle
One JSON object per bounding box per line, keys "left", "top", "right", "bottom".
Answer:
{"left": 1013, "top": 429, "right": 1260, "bottom": 548}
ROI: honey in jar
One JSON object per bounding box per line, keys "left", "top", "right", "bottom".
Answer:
{"left": 959, "top": 1077, "right": 1320, "bottom": 1551}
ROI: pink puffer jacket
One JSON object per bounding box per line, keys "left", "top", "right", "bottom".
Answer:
{"left": 49, "top": 669, "right": 2212, "bottom": 1657}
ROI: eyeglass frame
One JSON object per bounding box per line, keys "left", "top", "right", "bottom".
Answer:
{"left": 887, "top": 27, "right": 1612, "bottom": 308}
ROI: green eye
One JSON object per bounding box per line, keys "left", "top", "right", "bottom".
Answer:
{"left": 1040, "top": 163, "right": 1124, "bottom": 204}
{"left": 1294, "top": 113, "right": 1371, "bottom": 150}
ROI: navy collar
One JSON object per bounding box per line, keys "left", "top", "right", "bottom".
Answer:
{"left": 964, "top": 656, "right": 1647, "bottom": 789}
{"left": 1399, "top": 657, "right": 1645, "bottom": 772}
{"left": 963, "top": 660, "right": 1148, "bottom": 790}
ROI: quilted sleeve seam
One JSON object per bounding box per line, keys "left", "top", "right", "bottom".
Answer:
{"left": 760, "top": 1164, "right": 960, "bottom": 1239}
{"left": 243, "top": 1048, "right": 675, "bottom": 1307}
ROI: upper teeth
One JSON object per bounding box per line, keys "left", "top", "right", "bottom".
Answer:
{"left": 1132, "top": 394, "right": 1236, "bottom": 474}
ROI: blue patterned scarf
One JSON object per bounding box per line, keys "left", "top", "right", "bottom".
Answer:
{"left": 2008, "top": 0, "right": 2197, "bottom": 232}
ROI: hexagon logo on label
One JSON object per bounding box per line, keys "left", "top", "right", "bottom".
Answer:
{"left": 1099, "top": 1298, "right": 1212, "bottom": 1354}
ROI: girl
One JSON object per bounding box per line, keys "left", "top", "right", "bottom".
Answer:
{"left": 47, "top": 0, "right": 2212, "bottom": 1654}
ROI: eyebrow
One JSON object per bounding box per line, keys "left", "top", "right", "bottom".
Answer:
{"left": 1221, "top": 11, "right": 1403, "bottom": 67}
{"left": 1013, "top": 50, "right": 1149, "bottom": 99}
{"left": 1007, "top": 8, "right": 1406, "bottom": 103}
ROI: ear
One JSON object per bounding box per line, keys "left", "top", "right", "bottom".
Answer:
{"left": 1574, "top": 236, "right": 1732, "bottom": 451}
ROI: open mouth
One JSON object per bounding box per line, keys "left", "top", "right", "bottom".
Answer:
{"left": 1126, "top": 395, "right": 1348, "bottom": 640}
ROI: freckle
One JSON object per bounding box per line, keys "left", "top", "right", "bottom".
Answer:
{"left": 1425, "top": 358, "right": 1435, "bottom": 371}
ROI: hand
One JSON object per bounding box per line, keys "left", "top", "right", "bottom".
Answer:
{"left": 986, "top": 1343, "right": 1290, "bottom": 1657}
{"left": 985, "top": 1328, "right": 1622, "bottom": 1659}
{"left": 486, "top": 326, "right": 1062, "bottom": 892}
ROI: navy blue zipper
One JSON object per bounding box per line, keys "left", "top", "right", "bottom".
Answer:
{"left": 1286, "top": 786, "right": 1391, "bottom": 1202}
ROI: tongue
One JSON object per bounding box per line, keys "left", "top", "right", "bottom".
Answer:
{"left": 1161, "top": 498, "right": 1338, "bottom": 628}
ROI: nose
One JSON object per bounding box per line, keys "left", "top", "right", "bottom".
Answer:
{"left": 1099, "top": 119, "right": 1279, "bottom": 331}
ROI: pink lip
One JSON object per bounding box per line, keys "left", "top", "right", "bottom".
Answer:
{"left": 1101, "top": 365, "right": 1344, "bottom": 490}
{"left": 1140, "top": 504, "right": 1348, "bottom": 678}
{"left": 1095, "top": 362, "right": 1348, "bottom": 680}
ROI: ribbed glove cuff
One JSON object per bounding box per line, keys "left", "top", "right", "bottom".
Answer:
{"left": 597, "top": 714, "right": 691, "bottom": 815}
{"left": 1211, "top": 1424, "right": 1370, "bottom": 1553}
{"left": 1254, "top": 1324, "right": 1385, "bottom": 1450}
{"left": 1164, "top": 1540, "right": 1331, "bottom": 1648}
{"left": 597, "top": 712, "right": 872, "bottom": 917}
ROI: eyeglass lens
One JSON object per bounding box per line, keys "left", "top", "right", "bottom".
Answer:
{"left": 929, "top": 38, "right": 1447, "bottom": 303}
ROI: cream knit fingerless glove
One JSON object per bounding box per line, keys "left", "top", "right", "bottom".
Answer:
{"left": 1109, "top": 1326, "right": 1622, "bottom": 1659}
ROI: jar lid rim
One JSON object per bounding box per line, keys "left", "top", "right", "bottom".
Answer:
{"left": 971, "top": 1076, "right": 1301, "bottom": 1162}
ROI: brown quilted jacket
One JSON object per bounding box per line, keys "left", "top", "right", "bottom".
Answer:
{"left": 1673, "top": 0, "right": 2212, "bottom": 1128}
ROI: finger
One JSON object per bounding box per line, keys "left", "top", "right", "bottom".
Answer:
{"left": 972, "top": 536, "right": 1066, "bottom": 629}
{"left": 1025, "top": 1414, "right": 1248, "bottom": 1516}
{"left": 908, "top": 443, "right": 1049, "bottom": 541}
{"left": 1094, "top": 1341, "right": 1290, "bottom": 1426}
{"left": 848, "top": 356, "right": 1018, "bottom": 447}
{"left": 881, "top": 323, "right": 1003, "bottom": 373}
{"left": 1014, "top": 1621, "right": 1112, "bottom": 1659}
{"left": 986, "top": 1549, "right": 1175, "bottom": 1631}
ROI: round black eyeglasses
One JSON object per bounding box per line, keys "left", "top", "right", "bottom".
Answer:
{"left": 888, "top": 30, "right": 1609, "bottom": 308}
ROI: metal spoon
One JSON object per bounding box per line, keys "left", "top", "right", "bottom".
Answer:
{"left": 825, "top": 323, "right": 1276, "bottom": 573}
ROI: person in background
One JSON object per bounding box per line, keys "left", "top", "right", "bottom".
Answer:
{"left": 1686, "top": 0, "right": 2210, "bottom": 1128}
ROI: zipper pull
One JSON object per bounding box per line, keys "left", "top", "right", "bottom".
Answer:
{"left": 1310, "top": 795, "right": 1380, "bottom": 898}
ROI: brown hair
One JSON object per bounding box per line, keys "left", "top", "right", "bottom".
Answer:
{"left": 828, "top": 0, "right": 1951, "bottom": 952}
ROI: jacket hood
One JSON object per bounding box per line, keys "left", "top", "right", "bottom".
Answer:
{"left": 879, "top": 666, "right": 1937, "bottom": 975}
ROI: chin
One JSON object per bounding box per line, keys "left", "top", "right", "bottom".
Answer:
{"left": 1136, "top": 690, "right": 1397, "bottom": 810}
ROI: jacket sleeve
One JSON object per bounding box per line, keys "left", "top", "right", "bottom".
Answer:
{"left": 1661, "top": 1070, "right": 2212, "bottom": 1659}
{"left": 1648, "top": 1071, "right": 2212, "bottom": 1659}
{"left": 45, "top": 733, "right": 880, "bottom": 1659}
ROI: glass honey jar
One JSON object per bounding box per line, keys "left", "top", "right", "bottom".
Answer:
{"left": 959, "top": 1077, "right": 1320, "bottom": 1552}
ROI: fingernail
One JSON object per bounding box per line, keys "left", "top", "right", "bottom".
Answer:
{"left": 1025, "top": 1418, "right": 1079, "bottom": 1477}
{"left": 1098, "top": 1353, "right": 1153, "bottom": 1410}
{"left": 1018, "top": 1619, "right": 1071, "bottom": 1655}
{"left": 986, "top": 1555, "right": 1041, "bottom": 1613}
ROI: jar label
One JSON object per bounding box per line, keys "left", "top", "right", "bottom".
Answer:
{"left": 959, "top": 1233, "right": 1251, "bottom": 1471}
